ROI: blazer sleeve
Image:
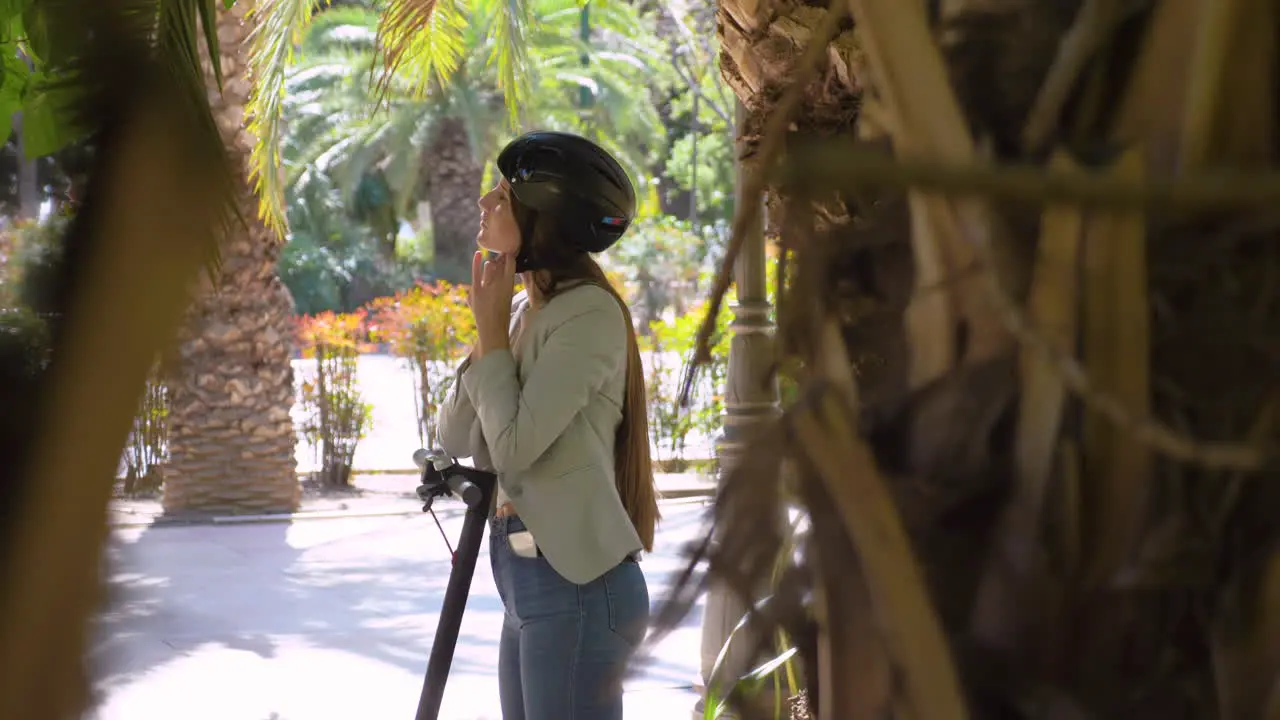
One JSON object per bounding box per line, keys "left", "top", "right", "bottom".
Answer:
{"left": 434, "top": 355, "right": 480, "bottom": 459}
{"left": 462, "top": 293, "right": 625, "bottom": 475}
{"left": 435, "top": 290, "right": 532, "bottom": 459}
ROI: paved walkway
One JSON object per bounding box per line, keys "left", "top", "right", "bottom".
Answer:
{"left": 109, "top": 473, "right": 716, "bottom": 527}
{"left": 89, "top": 499, "right": 713, "bottom": 720}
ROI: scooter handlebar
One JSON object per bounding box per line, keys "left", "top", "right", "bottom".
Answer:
{"left": 413, "top": 448, "right": 454, "bottom": 472}
{"left": 446, "top": 478, "right": 484, "bottom": 509}
{"left": 412, "top": 448, "right": 492, "bottom": 511}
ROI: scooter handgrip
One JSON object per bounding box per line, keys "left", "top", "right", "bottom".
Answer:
{"left": 445, "top": 475, "right": 484, "bottom": 510}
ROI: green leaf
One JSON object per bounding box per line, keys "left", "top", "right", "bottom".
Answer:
{"left": 200, "top": 0, "right": 224, "bottom": 90}
{"left": 702, "top": 689, "right": 726, "bottom": 720}
{"left": 0, "top": 0, "right": 24, "bottom": 26}
{"left": 0, "top": 46, "right": 28, "bottom": 139}
{"left": 0, "top": 43, "right": 27, "bottom": 88}
{"left": 480, "top": 0, "right": 532, "bottom": 127}
{"left": 20, "top": 1, "right": 45, "bottom": 62}
{"left": 20, "top": 78, "right": 82, "bottom": 159}
{"left": 700, "top": 594, "right": 804, "bottom": 719}
{"left": 745, "top": 647, "right": 798, "bottom": 683}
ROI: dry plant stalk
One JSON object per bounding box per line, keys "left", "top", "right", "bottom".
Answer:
{"left": 1021, "top": 0, "right": 1146, "bottom": 153}
{"left": 1178, "top": 0, "right": 1247, "bottom": 170}
{"left": 1013, "top": 151, "right": 1082, "bottom": 520}
{"left": 1078, "top": 147, "right": 1150, "bottom": 588}
{"left": 969, "top": 151, "right": 1083, "bottom": 654}
{"left": 848, "top": 0, "right": 1013, "bottom": 385}
{"left": 792, "top": 322, "right": 968, "bottom": 720}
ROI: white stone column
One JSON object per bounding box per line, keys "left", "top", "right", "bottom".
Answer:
{"left": 694, "top": 99, "right": 781, "bottom": 717}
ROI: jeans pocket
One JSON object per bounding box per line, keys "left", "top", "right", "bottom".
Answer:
{"left": 510, "top": 555, "right": 580, "bottom": 623}
{"left": 602, "top": 564, "right": 649, "bottom": 648}
{"left": 489, "top": 531, "right": 508, "bottom": 608}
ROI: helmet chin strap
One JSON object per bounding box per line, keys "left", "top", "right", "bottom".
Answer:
{"left": 513, "top": 244, "right": 539, "bottom": 273}
{"left": 511, "top": 217, "right": 597, "bottom": 273}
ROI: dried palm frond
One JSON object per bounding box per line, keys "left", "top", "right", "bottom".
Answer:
{"left": 0, "top": 6, "right": 237, "bottom": 718}
{"left": 373, "top": 0, "right": 468, "bottom": 102}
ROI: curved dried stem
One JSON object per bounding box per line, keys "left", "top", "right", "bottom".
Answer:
{"left": 783, "top": 138, "right": 1280, "bottom": 214}
{"left": 791, "top": 388, "right": 968, "bottom": 720}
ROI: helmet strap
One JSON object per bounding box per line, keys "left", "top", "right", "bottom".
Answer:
{"left": 513, "top": 243, "right": 540, "bottom": 273}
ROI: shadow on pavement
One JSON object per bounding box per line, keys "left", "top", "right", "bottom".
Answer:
{"left": 88, "top": 502, "right": 709, "bottom": 719}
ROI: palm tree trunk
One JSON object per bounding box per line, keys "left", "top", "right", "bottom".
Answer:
{"left": 681, "top": 1, "right": 1280, "bottom": 718}
{"left": 424, "top": 115, "right": 482, "bottom": 284}
{"left": 161, "top": 0, "right": 300, "bottom": 515}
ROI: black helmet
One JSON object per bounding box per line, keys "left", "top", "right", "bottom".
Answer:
{"left": 496, "top": 131, "right": 635, "bottom": 270}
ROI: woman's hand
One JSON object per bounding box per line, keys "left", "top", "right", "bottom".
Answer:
{"left": 470, "top": 250, "right": 516, "bottom": 359}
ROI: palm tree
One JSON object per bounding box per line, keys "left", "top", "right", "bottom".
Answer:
{"left": 157, "top": 0, "right": 667, "bottom": 514}
{"left": 281, "top": 6, "right": 504, "bottom": 283}
{"left": 160, "top": 0, "right": 304, "bottom": 515}
{"left": 278, "top": 0, "right": 665, "bottom": 283}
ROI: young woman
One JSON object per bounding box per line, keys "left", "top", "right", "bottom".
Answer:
{"left": 434, "top": 131, "right": 660, "bottom": 720}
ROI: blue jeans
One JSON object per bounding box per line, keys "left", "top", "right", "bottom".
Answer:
{"left": 489, "top": 514, "right": 650, "bottom": 720}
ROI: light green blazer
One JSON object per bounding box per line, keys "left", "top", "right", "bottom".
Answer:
{"left": 434, "top": 283, "right": 644, "bottom": 585}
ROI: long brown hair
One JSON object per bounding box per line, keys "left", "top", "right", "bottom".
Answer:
{"left": 513, "top": 200, "right": 660, "bottom": 551}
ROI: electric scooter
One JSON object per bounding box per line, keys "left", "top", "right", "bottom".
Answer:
{"left": 410, "top": 448, "right": 498, "bottom": 720}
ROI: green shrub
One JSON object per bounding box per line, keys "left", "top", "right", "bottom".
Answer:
{"left": 120, "top": 369, "right": 168, "bottom": 496}
{"left": 296, "top": 310, "right": 375, "bottom": 489}
{"left": 0, "top": 217, "right": 67, "bottom": 378}
{"left": 600, "top": 216, "right": 721, "bottom": 331}
{"left": 640, "top": 299, "right": 731, "bottom": 471}
{"left": 366, "top": 280, "right": 475, "bottom": 448}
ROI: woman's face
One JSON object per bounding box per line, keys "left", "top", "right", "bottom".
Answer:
{"left": 476, "top": 179, "right": 521, "bottom": 257}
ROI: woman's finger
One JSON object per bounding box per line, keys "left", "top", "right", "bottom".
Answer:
{"left": 471, "top": 251, "right": 483, "bottom": 289}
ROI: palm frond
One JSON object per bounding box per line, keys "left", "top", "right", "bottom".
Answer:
{"left": 155, "top": 0, "right": 220, "bottom": 91}
{"left": 0, "top": 3, "right": 242, "bottom": 713}
{"left": 593, "top": 49, "right": 646, "bottom": 71}
{"left": 154, "top": 0, "right": 237, "bottom": 229}
{"left": 285, "top": 60, "right": 356, "bottom": 96}
{"left": 246, "top": 0, "right": 320, "bottom": 240}
{"left": 284, "top": 111, "right": 359, "bottom": 184}
{"left": 279, "top": 0, "right": 661, "bottom": 250}
{"left": 383, "top": 105, "right": 442, "bottom": 214}
{"left": 299, "top": 6, "right": 380, "bottom": 56}
{"left": 519, "top": 0, "right": 662, "bottom": 179}
{"left": 449, "top": 73, "right": 507, "bottom": 159}
{"left": 527, "top": 0, "right": 577, "bottom": 15}
{"left": 374, "top": 0, "right": 467, "bottom": 102}
{"left": 477, "top": 0, "right": 531, "bottom": 127}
